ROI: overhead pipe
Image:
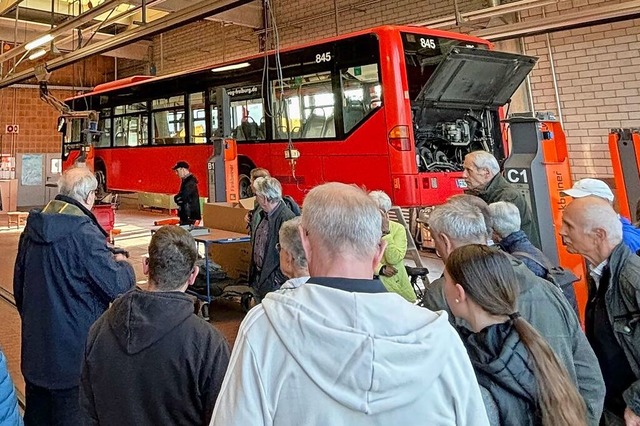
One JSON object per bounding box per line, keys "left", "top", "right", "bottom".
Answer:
{"left": 0, "top": 0, "right": 254, "bottom": 88}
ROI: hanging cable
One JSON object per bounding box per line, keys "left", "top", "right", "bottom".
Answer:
{"left": 266, "top": 0, "right": 301, "bottom": 188}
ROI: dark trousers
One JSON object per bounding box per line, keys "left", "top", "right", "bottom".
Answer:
{"left": 24, "top": 382, "right": 81, "bottom": 426}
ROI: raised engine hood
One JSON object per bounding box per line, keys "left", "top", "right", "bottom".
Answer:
{"left": 417, "top": 47, "right": 538, "bottom": 108}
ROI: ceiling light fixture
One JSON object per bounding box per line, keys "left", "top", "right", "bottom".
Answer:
{"left": 28, "top": 48, "right": 47, "bottom": 61}
{"left": 25, "top": 34, "right": 55, "bottom": 51}
{"left": 211, "top": 62, "right": 250, "bottom": 73}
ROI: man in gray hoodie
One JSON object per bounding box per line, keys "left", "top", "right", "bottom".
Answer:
{"left": 80, "top": 226, "right": 230, "bottom": 425}
{"left": 211, "top": 182, "right": 488, "bottom": 426}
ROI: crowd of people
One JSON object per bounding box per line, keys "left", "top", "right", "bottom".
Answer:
{"left": 2, "top": 149, "right": 640, "bottom": 425}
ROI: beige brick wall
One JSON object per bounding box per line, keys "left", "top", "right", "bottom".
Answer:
{"left": 520, "top": 0, "right": 638, "bottom": 179}
{"left": 152, "top": 0, "right": 485, "bottom": 75}
{"left": 124, "top": 0, "right": 640, "bottom": 181}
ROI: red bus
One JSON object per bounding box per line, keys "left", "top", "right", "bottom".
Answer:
{"left": 61, "top": 25, "right": 536, "bottom": 207}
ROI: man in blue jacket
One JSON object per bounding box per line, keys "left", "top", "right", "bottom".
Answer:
{"left": 13, "top": 167, "right": 135, "bottom": 426}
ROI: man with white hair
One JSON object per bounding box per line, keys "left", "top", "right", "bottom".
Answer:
{"left": 13, "top": 167, "right": 135, "bottom": 425}
{"left": 562, "top": 178, "right": 640, "bottom": 253}
{"left": 423, "top": 199, "right": 605, "bottom": 425}
{"left": 248, "top": 176, "right": 295, "bottom": 299}
{"left": 488, "top": 201, "right": 549, "bottom": 278}
{"left": 211, "top": 182, "right": 489, "bottom": 426}
{"left": 560, "top": 196, "right": 640, "bottom": 425}
{"left": 463, "top": 151, "right": 539, "bottom": 247}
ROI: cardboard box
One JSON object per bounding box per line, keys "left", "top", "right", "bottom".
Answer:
{"left": 203, "top": 202, "right": 251, "bottom": 281}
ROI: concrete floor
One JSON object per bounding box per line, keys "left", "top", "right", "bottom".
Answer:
{"left": 0, "top": 206, "right": 444, "bottom": 399}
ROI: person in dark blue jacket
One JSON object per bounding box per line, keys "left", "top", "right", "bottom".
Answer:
{"left": 444, "top": 244, "right": 589, "bottom": 426}
{"left": 488, "top": 201, "right": 550, "bottom": 278}
{"left": 0, "top": 348, "right": 22, "bottom": 425}
{"left": 13, "top": 167, "right": 135, "bottom": 426}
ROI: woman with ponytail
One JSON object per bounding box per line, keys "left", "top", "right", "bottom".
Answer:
{"left": 444, "top": 244, "right": 587, "bottom": 426}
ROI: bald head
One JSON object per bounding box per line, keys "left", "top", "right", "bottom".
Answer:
{"left": 301, "top": 182, "right": 382, "bottom": 260}
{"left": 560, "top": 195, "right": 622, "bottom": 262}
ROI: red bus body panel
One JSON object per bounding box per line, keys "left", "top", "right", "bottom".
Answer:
{"left": 63, "top": 26, "right": 495, "bottom": 207}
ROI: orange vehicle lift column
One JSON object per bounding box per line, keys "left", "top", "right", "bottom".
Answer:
{"left": 609, "top": 129, "right": 640, "bottom": 223}
{"left": 503, "top": 112, "right": 588, "bottom": 319}
{"left": 208, "top": 137, "right": 239, "bottom": 203}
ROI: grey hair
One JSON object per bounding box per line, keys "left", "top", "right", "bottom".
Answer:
{"left": 279, "top": 217, "right": 307, "bottom": 270}
{"left": 369, "top": 190, "right": 392, "bottom": 213}
{"left": 469, "top": 151, "right": 500, "bottom": 175}
{"left": 488, "top": 201, "right": 521, "bottom": 238}
{"left": 253, "top": 177, "right": 282, "bottom": 202}
{"left": 301, "top": 182, "right": 382, "bottom": 259}
{"left": 428, "top": 201, "right": 487, "bottom": 243}
{"left": 58, "top": 167, "right": 98, "bottom": 203}
{"left": 447, "top": 194, "right": 492, "bottom": 237}
{"left": 581, "top": 199, "right": 623, "bottom": 245}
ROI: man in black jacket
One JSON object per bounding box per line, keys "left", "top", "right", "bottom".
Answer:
{"left": 560, "top": 196, "right": 640, "bottom": 426}
{"left": 249, "top": 176, "right": 295, "bottom": 299}
{"left": 80, "top": 226, "right": 231, "bottom": 426}
{"left": 13, "top": 167, "right": 135, "bottom": 426}
{"left": 422, "top": 199, "right": 605, "bottom": 425}
{"left": 173, "top": 161, "right": 201, "bottom": 225}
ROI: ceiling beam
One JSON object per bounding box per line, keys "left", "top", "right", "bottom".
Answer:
{"left": 205, "top": 1, "right": 262, "bottom": 29}
{"left": 472, "top": 0, "right": 640, "bottom": 40}
{"left": 0, "top": 0, "right": 130, "bottom": 64}
{"left": 0, "top": 0, "right": 254, "bottom": 88}
{"left": 0, "top": 17, "right": 150, "bottom": 60}
{"left": 0, "top": 0, "right": 19, "bottom": 17}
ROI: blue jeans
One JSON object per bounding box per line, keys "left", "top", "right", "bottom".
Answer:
{"left": 24, "top": 382, "right": 80, "bottom": 426}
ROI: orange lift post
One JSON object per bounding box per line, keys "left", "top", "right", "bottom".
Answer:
{"left": 504, "top": 112, "right": 588, "bottom": 321}
{"left": 609, "top": 129, "right": 640, "bottom": 223}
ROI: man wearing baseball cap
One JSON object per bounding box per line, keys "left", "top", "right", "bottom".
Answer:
{"left": 562, "top": 178, "right": 640, "bottom": 253}
{"left": 173, "top": 161, "right": 201, "bottom": 226}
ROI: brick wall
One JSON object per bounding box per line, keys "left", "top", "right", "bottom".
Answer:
{"left": 152, "top": 0, "right": 486, "bottom": 75}
{"left": 0, "top": 56, "right": 115, "bottom": 155}
{"left": 520, "top": 0, "right": 638, "bottom": 179}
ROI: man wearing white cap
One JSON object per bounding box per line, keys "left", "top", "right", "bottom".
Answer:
{"left": 562, "top": 178, "right": 640, "bottom": 253}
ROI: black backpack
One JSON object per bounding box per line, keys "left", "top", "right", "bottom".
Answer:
{"left": 513, "top": 251, "right": 580, "bottom": 317}
{"left": 283, "top": 195, "right": 301, "bottom": 216}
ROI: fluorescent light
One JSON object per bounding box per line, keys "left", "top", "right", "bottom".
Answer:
{"left": 25, "top": 34, "right": 55, "bottom": 51}
{"left": 211, "top": 62, "right": 250, "bottom": 73}
{"left": 28, "top": 48, "right": 47, "bottom": 61}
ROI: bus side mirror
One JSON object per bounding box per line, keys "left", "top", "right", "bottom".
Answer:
{"left": 57, "top": 116, "right": 67, "bottom": 135}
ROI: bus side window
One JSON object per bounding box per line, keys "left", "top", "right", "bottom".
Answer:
{"left": 92, "top": 114, "right": 111, "bottom": 147}
{"left": 229, "top": 96, "right": 264, "bottom": 142}
{"left": 272, "top": 70, "right": 334, "bottom": 140}
{"left": 340, "top": 63, "right": 381, "bottom": 134}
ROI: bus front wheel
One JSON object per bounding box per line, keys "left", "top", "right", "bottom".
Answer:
{"left": 95, "top": 169, "right": 107, "bottom": 198}
{"left": 239, "top": 173, "right": 252, "bottom": 199}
